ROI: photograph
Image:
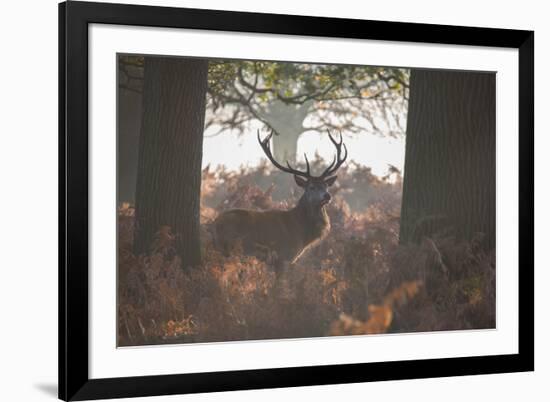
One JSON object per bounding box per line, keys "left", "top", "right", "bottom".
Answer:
{"left": 0, "top": 0, "right": 541, "bottom": 399}
{"left": 116, "top": 54, "right": 496, "bottom": 347}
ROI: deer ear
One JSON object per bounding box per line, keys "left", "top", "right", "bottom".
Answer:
{"left": 324, "top": 176, "right": 337, "bottom": 187}
{"left": 294, "top": 175, "right": 307, "bottom": 188}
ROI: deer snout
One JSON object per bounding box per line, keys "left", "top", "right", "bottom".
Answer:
{"left": 321, "top": 192, "right": 331, "bottom": 204}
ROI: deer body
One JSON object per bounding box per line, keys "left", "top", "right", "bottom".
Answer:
{"left": 214, "top": 196, "right": 331, "bottom": 263}
{"left": 214, "top": 130, "right": 347, "bottom": 265}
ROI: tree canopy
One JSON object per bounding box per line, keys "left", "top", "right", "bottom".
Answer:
{"left": 206, "top": 60, "right": 409, "bottom": 137}
{"left": 119, "top": 56, "right": 409, "bottom": 161}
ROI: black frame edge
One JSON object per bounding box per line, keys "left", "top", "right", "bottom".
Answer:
{"left": 58, "top": 2, "right": 67, "bottom": 400}
{"left": 71, "top": 354, "right": 529, "bottom": 401}
{"left": 518, "top": 31, "right": 535, "bottom": 371}
{"left": 61, "top": 1, "right": 91, "bottom": 400}
{"left": 71, "top": 0, "right": 531, "bottom": 48}
{"left": 59, "top": 1, "right": 535, "bottom": 400}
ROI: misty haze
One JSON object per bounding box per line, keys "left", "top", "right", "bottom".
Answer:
{"left": 117, "top": 55, "right": 496, "bottom": 346}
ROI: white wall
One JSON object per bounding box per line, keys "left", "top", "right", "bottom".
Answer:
{"left": 0, "top": 0, "right": 546, "bottom": 401}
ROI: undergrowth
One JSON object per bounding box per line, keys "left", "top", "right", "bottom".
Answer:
{"left": 118, "top": 162, "right": 495, "bottom": 346}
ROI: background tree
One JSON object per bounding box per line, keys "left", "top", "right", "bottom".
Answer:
{"left": 206, "top": 61, "right": 409, "bottom": 161}
{"left": 118, "top": 56, "right": 143, "bottom": 204}
{"left": 119, "top": 57, "right": 409, "bottom": 161}
{"left": 119, "top": 55, "right": 146, "bottom": 203}
{"left": 399, "top": 69, "right": 496, "bottom": 247}
{"left": 133, "top": 56, "right": 208, "bottom": 267}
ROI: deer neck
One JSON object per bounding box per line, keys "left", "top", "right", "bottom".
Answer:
{"left": 293, "top": 198, "right": 331, "bottom": 243}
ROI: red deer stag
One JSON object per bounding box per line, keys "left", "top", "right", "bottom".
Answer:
{"left": 214, "top": 130, "right": 347, "bottom": 266}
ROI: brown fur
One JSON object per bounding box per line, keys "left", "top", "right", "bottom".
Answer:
{"left": 214, "top": 200, "right": 330, "bottom": 264}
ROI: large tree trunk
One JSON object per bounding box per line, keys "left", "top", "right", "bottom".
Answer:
{"left": 399, "top": 69, "right": 495, "bottom": 247}
{"left": 271, "top": 130, "right": 299, "bottom": 163}
{"left": 117, "top": 87, "right": 142, "bottom": 204}
{"left": 258, "top": 99, "right": 312, "bottom": 162}
{"left": 133, "top": 57, "right": 208, "bottom": 268}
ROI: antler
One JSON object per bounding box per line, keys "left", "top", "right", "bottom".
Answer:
{"left": 319, "top": 130, "right": 348, "bottom": 178}
{"left": 257, "top": 130, "right": 312, "bottom": 179}
{"left": 257, "top": 129, "right": 347, "bottom": 179}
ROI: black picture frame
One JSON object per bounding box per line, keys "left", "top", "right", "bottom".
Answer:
{"left": 59, "top": 1, "right": 534, "bottom": 400}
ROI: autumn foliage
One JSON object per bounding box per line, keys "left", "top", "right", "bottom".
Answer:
{"left": 118, "top": 162, "right": 495, "bottom": 346}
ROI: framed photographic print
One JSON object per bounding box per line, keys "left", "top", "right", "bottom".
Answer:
{"left": 59, "top": 1, "right": 534, "bottom": 400}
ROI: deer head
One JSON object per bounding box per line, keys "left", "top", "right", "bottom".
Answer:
{"left": 258, "top": 129, "right": 348, "bottom": 213}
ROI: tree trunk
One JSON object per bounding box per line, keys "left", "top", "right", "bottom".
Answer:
{"left": 117, "top": 87, "right": 142, "bottom": 204}
{"left": 272, "top": 130, "right": 299, "bottom": 163}
{"left": 399, "top": 69, "right": 495, "bottom": 247}
{"left": 258, "top": 99, "right": 312, "bottom": 162}
{"left": 133, "top": 57, "right": 208, "bottom": 268}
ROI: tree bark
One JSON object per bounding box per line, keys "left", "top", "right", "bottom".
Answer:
{"left": 272, "top": 130, "right": 299, "bottom": 163}
{"left": 258, "top": 99, "right": 312, "bottom": 162}
{"left": 399, "top": 69, "right": 495, "bottom": 247}
{"left": 117, "top": 87, "right": 142, "bottom": 204}
{"left": 133, "top": 57, "right": 208, "bottom": 268}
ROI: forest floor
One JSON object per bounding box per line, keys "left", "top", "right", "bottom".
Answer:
{"left": 117, "top": 162, "right": 495, "bottom": 346}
